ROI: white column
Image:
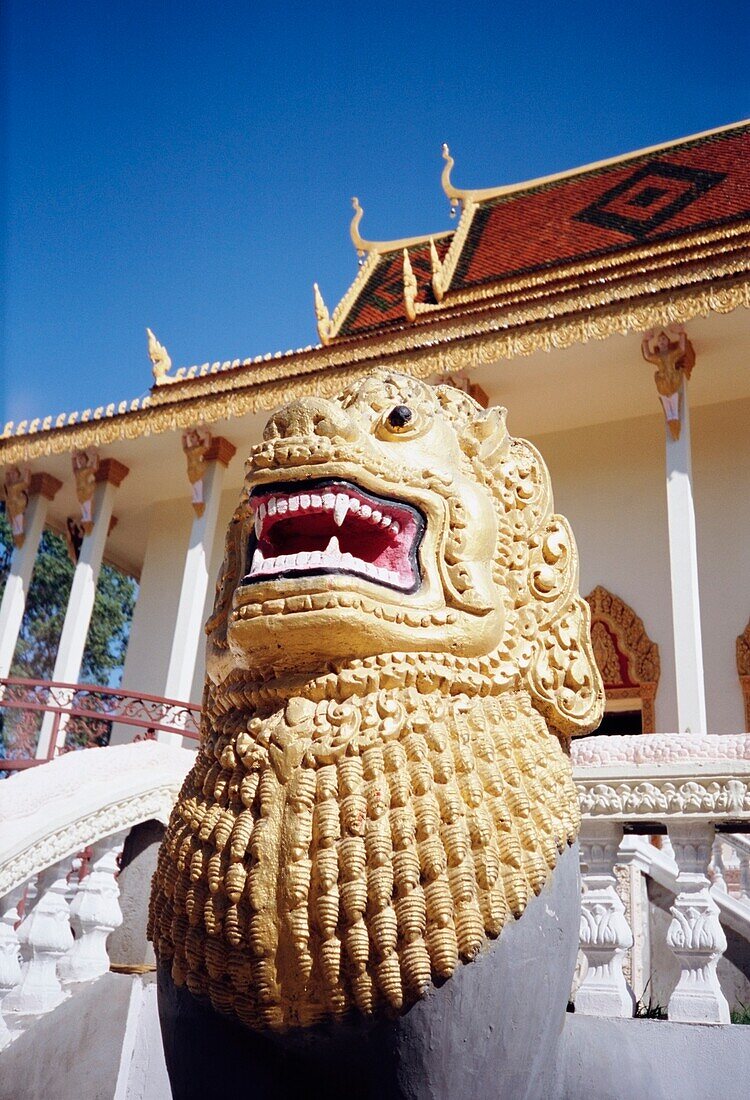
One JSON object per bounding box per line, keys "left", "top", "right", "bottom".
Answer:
{"left": 161, "top": 438, "right": 235, "bottom": 733}
{"left": 36, "top": 460, "right": 128, "bottom": 758}
{"left": 576, "top": 820, "right": 635, "bottom": 1017}
{"left": 665, "top": 380, "right": 707, "bottom": 734}
{"left": 0, "top": 474, "right": 61, "bottom": 679}
{"left": 667, "top": 822, "right": 729, "bottom": 1024}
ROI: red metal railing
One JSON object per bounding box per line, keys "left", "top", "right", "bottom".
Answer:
{"left": 0, "top": 676, "right": 201, "bottom": 773}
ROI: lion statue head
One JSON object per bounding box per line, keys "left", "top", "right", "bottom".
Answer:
{"left": 150, "top": 370, "right": 603, "bottom": 1030}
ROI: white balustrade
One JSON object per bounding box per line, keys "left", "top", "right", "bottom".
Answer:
{"left": 572, "top": 733, "right": 750, "bottom": 1025}
{"left": 3, "top": 861, "right": 74, "bottom": 1016}
{"left": 0, "top": 886, "right": 25, "bottom": 1049}
{"left": 59, "top": 833, "right": 125, "bottom": 984}
{"left": 710, "top": 838, "right": 728, "bottom": 893}
{"left": 739, "top": 852, "right": 750, "bottom": 903}
{"left": 576, "top": 820, "right": 635, "bottom": 1017}
{"left": 666, "top": 822, "right": 730, "bottom": 1024}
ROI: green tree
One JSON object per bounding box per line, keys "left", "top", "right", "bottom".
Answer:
{"left": 0, "top": 510, "right": 137, "bottom": 683}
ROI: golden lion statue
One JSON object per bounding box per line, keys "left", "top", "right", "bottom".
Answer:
{"left": 149, "top": 370, "right": 603, "bottom": 1032}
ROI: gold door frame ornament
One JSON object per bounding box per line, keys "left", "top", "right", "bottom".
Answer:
{"left": 738, "top": 619, "right": 750, "bottom": 731}
{"left": 585, "top": 586, "right": 661, "bottom": 733}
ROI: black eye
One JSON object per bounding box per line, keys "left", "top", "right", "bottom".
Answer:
{"left": 386, "top": 405, "right": 413, "bottom": 431}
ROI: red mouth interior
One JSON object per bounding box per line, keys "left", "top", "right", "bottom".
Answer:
{"left": 246, "top": 481, "right": 422, "bottom": 591}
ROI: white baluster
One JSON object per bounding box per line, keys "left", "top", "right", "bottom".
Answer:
{"left": 0, "top": 886, "right": 26, "bottom": 1048}
{"left": 710, "top": 838, "right": 727, "bottom": 893}
{"left": 59, "top": 832, "right": 125, "bottom": 984}
{"left": 666, "top": 822, "right": 730, "bottom": 1024}
{"left": 739, "top": 853, "right": 750, "bottom": 903}
{"left": 576, "top": 820, "right": 635, "bottom": 1017}
{"left": 3, "top": 861, "right": 74, "bottom": 1016}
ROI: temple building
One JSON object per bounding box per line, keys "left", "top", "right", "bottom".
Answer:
{"left": 1, "top": 118, "right": 750, "bottom": 751}
{"left": 2, "top": 122, "right": 750, "bottom": 1092}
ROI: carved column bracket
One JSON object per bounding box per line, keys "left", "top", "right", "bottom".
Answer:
{"left": 666, "top": 822, "right": 730, "bottom": 1024}
{"left": 576, "top": 820, "right": 635, "bottom": 1017}
{"left": 641, "top": 325, "right": 695, "bottom": 440}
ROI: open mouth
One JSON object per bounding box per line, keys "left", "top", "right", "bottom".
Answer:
{"left": 244, "top": 478, "right": 424, "bottom": 593}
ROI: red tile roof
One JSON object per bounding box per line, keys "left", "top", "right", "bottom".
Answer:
{"left": 334, "top": 122, "right": 750, "bottom": 339}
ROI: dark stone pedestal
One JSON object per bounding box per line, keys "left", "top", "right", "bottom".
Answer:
{"left": 158, "top": 842, "right": 579, "bottom": 1100}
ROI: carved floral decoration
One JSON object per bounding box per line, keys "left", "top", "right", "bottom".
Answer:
{"left": 585, "top": 586, "right": 660, "bottom": 734}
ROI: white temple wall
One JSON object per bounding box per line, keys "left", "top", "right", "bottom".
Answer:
{"left": 533, "top": 395, "right": 750, "bottom": 735}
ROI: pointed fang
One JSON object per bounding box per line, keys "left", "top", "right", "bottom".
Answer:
{"left": 334, "top": 493, "right": 349, "bottom": 526}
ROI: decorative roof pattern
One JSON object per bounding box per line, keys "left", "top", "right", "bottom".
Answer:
{"left": 334, "top": 122, "right": 750, "bottom": 338}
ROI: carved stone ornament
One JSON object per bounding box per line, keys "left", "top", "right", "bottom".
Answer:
{"left": 737, "top": 617, "right": 750, "bottom": 731}
{"left": 640, "top": 324, "right": 695, "bottom": 440}
{"left": 3, "top": 465, "right": 31, "bottom": 548}
{"left": 182, "top": 427, "right": 212, "bottom": 517}
{"left": 150, "top": 369, "right": 604, "bottom": 1031}
{"left": 71, "top": 448, "right": 99, "bottom": 535}
{"left": 585, "top": 586, "right": 660, "bottom": 733}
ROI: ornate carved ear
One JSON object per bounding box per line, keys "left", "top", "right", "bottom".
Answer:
{"left": 526, "top": 593, "right": 604, "bottom": 737}
{"left": 493, "top": 433, "right": 604, "bottom": 737}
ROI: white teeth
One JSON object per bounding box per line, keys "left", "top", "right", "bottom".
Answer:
{"left": 311, "top": 494, "right": 322, "bottom": 508}
{"left": 322, "top": 492, "right": 336, "bottom": 510}
{"left": 251, "top": 548, "right": 264, "bottom": 573}
{"left": 391, "top": 521, "right": 400, "bottom": 536}
{"left": 334, "top": 493, "right": 349, "bottom": 526}
{"left": 371, "top": 510, "right": 382, "bottom": 524}
{"left": 348, "top": 498, "right": 359, "bottom": 513}
{"left": 288, "top": 495, "right": 299, "bottom": 511}
{"left": 277, "top": 499, "right": 288, "bottom": 514}
{"left": 267, "top": 498, "right": 277, "bottom": 516}
{"left": 325, "top": 536, "right": 340, "bottom": 555}
{"left": 300, "top": 493, "right": 311, "bottom": 509}
{"left": 341, "top": 551, "right": 355, "bottom": 569}
{"left": 254, "top": 509, "right": 263, "bottom": 538}
{"left": 360, "top": 504, "right": 372, "bottom": 519}
{"left": 308, "top": 550, "right": 323, "bottom": 567}
{"left": 380, "top": 515, "right": 391, "bottom": 527}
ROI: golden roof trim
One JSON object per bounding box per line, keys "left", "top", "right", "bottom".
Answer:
{"left": 2, "top": 271, "right": 748, "bottom": 466}
{"left": 440, "top": 119, "right": 750, "bottom": 206}
{"left": 3, "top": 223, "right": 746, "bottom": 450}
{"left": 349, "top": 196, "right": 452, "bottom": 257}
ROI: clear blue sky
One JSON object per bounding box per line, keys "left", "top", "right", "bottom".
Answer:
{"left": 2, "top": 0, "right": 748, "bottom": 423}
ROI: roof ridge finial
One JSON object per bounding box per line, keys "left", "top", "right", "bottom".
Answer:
{"left": 313, "top": 283, "right": 333, "bottom": 346}
{"left": 147, "top": 327, "right": 174, "bottom": 386}
{"left": 429, "top": 237, "right": 445, "bottom": 302}
{"left": 402, "top": 248, "right": 417, "bottom": 322}
{"left": 441, "top": 144, "right": 462, "bottom": 217}
{"left": 350, "top": 196, "right": 369, "bottom": 260}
